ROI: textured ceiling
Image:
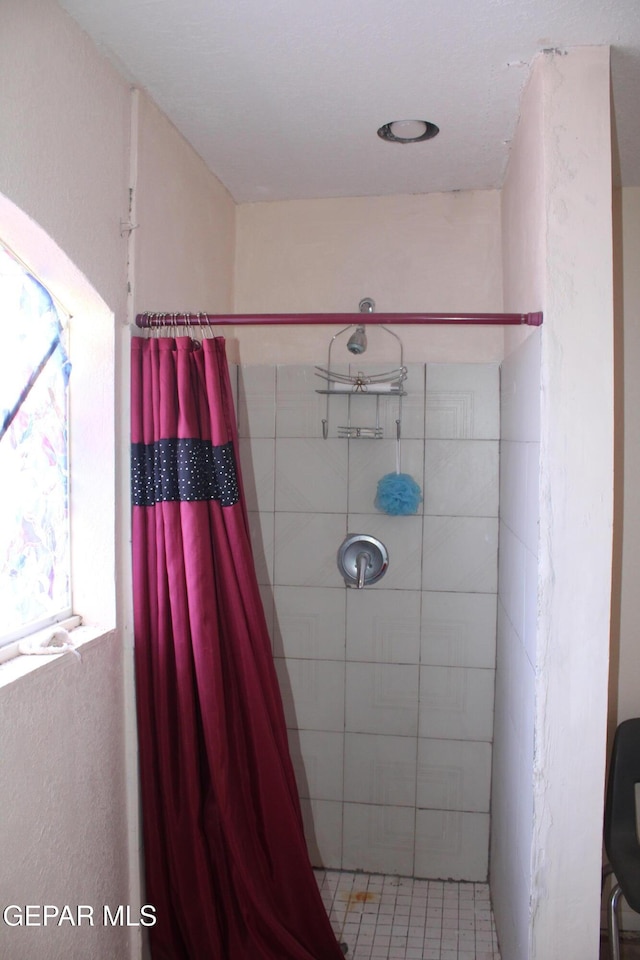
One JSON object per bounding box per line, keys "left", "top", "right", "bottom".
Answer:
{"left": 58, "top": 0, "right": 640, "bottom": 202}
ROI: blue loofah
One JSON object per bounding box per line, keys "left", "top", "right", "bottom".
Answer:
{"left": 374, "top": 472, "right": 423, "bottom": 516}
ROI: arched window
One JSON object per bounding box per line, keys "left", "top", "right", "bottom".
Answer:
{"left": 0, "top": 242, "right": 72, "bottom": 643}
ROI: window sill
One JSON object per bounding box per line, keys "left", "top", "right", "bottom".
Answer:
{"left": 0, "top": 622, "right": 116, "bottom": 691}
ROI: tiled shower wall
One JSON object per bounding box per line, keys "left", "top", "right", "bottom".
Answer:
{"left": 235, "top": 362, "right": 500, "bottom": 881}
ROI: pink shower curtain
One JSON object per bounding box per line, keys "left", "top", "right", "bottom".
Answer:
{"left": 131, "top": 336, "right": 344, "bottom": 960}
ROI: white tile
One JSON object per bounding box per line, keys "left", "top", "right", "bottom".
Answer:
{"left": 273, "top": 585, "right": 346, "bottom": 659}
{"left": 426, "top": 364, "right": 500, "bottom": 440}
{"left": 237, "top": 365, "right": 276, "bottom": 438}
{"left": 247, "top": 510, "right": 274, "bottom": 585}
{"left": 494, "top": 603, "right": 535, "bottom": 751}
{"left": 274, "top": 512, "right": 346, "bottom": 586}
{"left": 277, "top": 364, "right": 349, "bottom": 438}
{"left": 275, "top": 657, "right": 345, "bottom": 731}
{"left": 497, "top": 521, "right": 526, "bottom": 639}
{"left": 349, "top": 439, "right": 424, "bottom": 516}
{"left": 343, "top": 803, "right": 415, "bottom": 875}
{"left": 417, "top": 738, "right": 492, "bottom": 812}
{"left": 498, "top": 439, "right": 527, "bottom": 539}
{"left": 288, "top": 729, "right": 344, "bottom": 801}
{"left": 424, "top": 440, "right": 498, "bottom": 517}
{"left": 414, "top": 809, "right": 490, "bottom": 881}
{"left": 344, "top": 733, "right": 417, "bottom": 807}
{"left": 347, "top": 513, "right": 423, "bottom": 591}
{"left": 300, "top": 798, "right": 343, "bottom": 869}
{"left": 523, "top": 546, "right": 538, "bottom": 668}
{"left": 347, "top": 589, "right": 421, "bottom": 664}
{"left": 346, "top": 663, "right": 419, "bottom": 736}
{"left": 275, "top": 437, "right": 348, "bottom": 512}
{"left": 500, "top": 330, "right": 541, "bottom": 442}
{"left": 524, "top": 441, "right": 540, "bottom": 555}
{"left": 418, "top": 666, "right": 495, "bottom": 741}
{"left": 421, "top": 591, "right": 497, "bottom": 668}
{"left": 238, "top": 437, "right": 275, "bottom": 512}
{"left": 422, "top": 516, "right": 498, "bottom": 593}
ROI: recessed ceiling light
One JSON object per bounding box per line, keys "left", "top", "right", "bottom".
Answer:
{"left": 377, "top": 119, "right": 439, "bottom": 143}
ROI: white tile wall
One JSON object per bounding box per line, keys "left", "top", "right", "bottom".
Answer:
{"left": 422, "top": 516, "right": 499, "bottom": 593}
{"left": 247, "top": 510, "right": 274, "bottom": 585}
{"left": 346, "top": 589, "right": 421, "bottom": 664}
{"left": 346, "top": 663, "right": 420, "bottom": 737}
{"left": 343, "top": 803, "right": 416, "bottom": 875}
{"left": 273, "top": 585, "right": 346, "bottom": 660}
{"left": 426, "top": 364, "right": 500, "bottom": 440}
{"left": 237, "top": 364, "right": 276, "bottom": 438}
{"left": 275, "top": 657, "right": 345, "bottom": 731}
{"left": 418, "top": 667, "right": 495, "bottom": 741}
{"left": 491, "top": 331, "right": 540, "bottom": 955}
{"left": 237, "top": 360, "right": 500, "bottom": 882}
{"left": 288, "top": 728, "right": 344, "bottom": 801}
{"left": 424, "top": 440, "right": 499, "bottom": 517}
{"left": 276, "top": 364, "right": 348, "bottom": 438}
{"left": 417, "top": 738, "right": 492, "bottom": 812}
{"left": 421, "top": 591, "right": 497, "bottom": 669}
{"left": 300, "top": 797, "right": 343, "bottom": 866}
{"left": 238, "top": 438, "right": 275, "bottom": 512}
{"left": 344, "top": 732, "right": 417, "bottom": 807}
{"left": 274, "top": 511, "right": 346, "bottom": 586}
{"left": 275, "top": 438, "right": 348, "bottom": 512}
{"left": 415, "top": 809, "right": 490, "bottom": 881}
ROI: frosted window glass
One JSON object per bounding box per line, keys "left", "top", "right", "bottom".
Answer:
{"left": 0, "top": 244, "right": 71, "bottom": 642}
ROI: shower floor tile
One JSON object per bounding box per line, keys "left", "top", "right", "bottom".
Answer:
{"left": 315, "top": 869, "right": 501, "bottom": 960}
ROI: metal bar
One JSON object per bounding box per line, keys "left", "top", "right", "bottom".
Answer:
{"left": 136, "top": 310, "right": 543, "bottom": 328}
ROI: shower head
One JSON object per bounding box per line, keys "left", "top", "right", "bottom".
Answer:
{"left": 347, "top": 325, "right": 367, "bottom": 355}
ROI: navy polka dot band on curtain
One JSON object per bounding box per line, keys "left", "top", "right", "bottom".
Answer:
{"left": 131, "top": 437, "right": 240, "bottom": 507}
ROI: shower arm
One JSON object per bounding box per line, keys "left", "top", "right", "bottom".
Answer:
{"left": 135, "top": 311, "right": 543, "bottom": 329}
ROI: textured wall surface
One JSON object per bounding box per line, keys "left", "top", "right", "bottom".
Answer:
{"left": 233, "top": 190, "right": 505, "bottom": 364}
{"left": 531, "top": 48, "right": 613, "bottom": 960}
{"left": 0, "top": 633, "right": 129, "bottom": 959}
{"left": 0, "top": 5, "right": 238, "bottom": 960}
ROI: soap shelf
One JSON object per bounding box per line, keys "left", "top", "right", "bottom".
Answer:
{"left": 314, "top": 324, "right": 407, "bottom": 439}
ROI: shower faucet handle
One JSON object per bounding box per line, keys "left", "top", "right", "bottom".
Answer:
{"left": 337, "top": 535, "right": 389, "bottom": 589}
{"left": 356, "top": 551, "right": 371, "bottom": 590}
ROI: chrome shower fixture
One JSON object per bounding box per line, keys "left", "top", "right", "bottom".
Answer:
{"left": 346, "top": 324, "right": 367, "bottom": 355}
{"left": 346, "top": 297, "right": 376, "bottom": 354}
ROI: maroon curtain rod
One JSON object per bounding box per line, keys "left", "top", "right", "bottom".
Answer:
{"left": 136, "top": 311, "right": 543, "bottom": 328}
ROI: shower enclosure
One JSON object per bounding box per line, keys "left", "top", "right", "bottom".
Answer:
{"left": 234, "top": 354, "right": 501, "bottom": 881}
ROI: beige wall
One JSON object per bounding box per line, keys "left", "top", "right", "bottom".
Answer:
{"left": 133, "top": 93, "right": 235, "bottom": 315}
{"left": 0, "top": 2, "right": 236, "bottom": 959}
{"left": 234, "top": 191, "right": 504, "bottom": 364}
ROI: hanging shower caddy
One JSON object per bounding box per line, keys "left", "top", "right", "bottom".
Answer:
{"left": 315, "top": 301, "right": 407, "bottom": 440}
